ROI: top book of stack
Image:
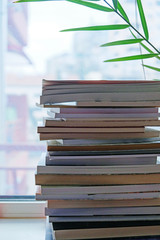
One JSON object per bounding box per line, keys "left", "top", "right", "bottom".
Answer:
{"left": 40, "top": 80, "right": 160, "bottom": 107}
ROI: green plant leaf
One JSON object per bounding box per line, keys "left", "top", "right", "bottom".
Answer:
{"left": 140, "top": 42, "right": 155, "bottom": 54}
{"left": 140, "top": 42, "right": 160, "bottom": 59}
{"left": 143, "top": 64, "right": 160, "bottom": 72}
{"left": 117, "top": 1, "right": 129, "bottom": 22}
{"left": 66, "top": 0, "right": 113, "bottom": 12}
{"left": 14, "top": 0, "right": 101, "bottom": 2}
{"left": 130, "top": 29, "right": 160, "bottom": 60}
{"left": 137, "top": 0, "right": 149, "bottom": 40}
{"left": 14, "top": 0, "right": 54, "bottom": 2}
{"left": 61, "top": 24, "right": 129, "bottom": 32}
{"left": 104, "top": 53, "right": 159, "bottom": 62}
{"left": 112, "top": 0, "right": 117, "bottom": 10}
{"left": 80, "top": 0, "right": 100, "bottom": 1}
{"left": 100, "top": 39, "right": 143, "bottom": 47}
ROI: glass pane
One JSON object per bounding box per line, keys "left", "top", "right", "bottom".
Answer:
{"left": 0, "top": 0, "right": 46, "bottom": 196}
{"left": 0, "top": 0, "right": 160, "bottom": 196}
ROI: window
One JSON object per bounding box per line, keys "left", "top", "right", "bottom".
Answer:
{"left": 0, "top": 0, "right": 160, "bottom": 200}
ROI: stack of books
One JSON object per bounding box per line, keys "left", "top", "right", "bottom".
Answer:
{"left": 36, "top": 80, "right": 160, "bottom": 240}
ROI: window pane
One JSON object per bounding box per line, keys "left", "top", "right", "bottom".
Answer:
{"left": 0, "top": 0, "right": 160, "bottom": 196}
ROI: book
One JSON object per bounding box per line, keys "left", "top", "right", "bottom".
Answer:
{"left": 41, "top": 184, "right": 160, "bottom": 195}
{"left": 42, "top": 79, "right": 160, "bottom": 87}
{"left": 51, "top": 138, "right": 160, "bottom": 146}
{"left": 45, "top": 206, "right": 160, "bottom": 216}
{"left": 36, "top": 192, "right": 160, "bottom": 201}
{"left": 47, "top": 111, "right": 159, "bottom": 119}
{"left": 47, "top": 149, "right": 160, "bottom": 156}
{"left": 49, "top": 107, "right": 159, "bottom": 114}
{"left": 42, "top": 84, "right": 160, "bottom": 94}
{"left": 49, "top": 215, "right": 160, "bottom": 223}
{"left": 37, "top": 164, "right": 160, "bottom": 174}
{"left": 42, "top": 80, "right": 160, "bottom": 91}
{"left": 42, "top": 84, "right": 160, "bottom": 95}
{"left": 39, "top": 79, "right": 160, "bottom": 239}
{"left": 42, "top": 86, "right": 160, "bottom": 95}
{"left": 49, "top": 221, "right": 160, "bottom": 240}
{"left": 39, "top": 129, "right": 160, "bottom": 140}
{"left": 38, "top": 126, "right": 145, "bottom": 133}
{"left": 52, "top": 113, "right": 159, "bottom": 119}
{"left": 40, "top": 92, "right": 160, "bottom": 105}
{"left": 77, "top": 101, "right": 160, "bottom": 107}
{"left": 35, "top": 173, "right": 160, "bottom": 186}
{"left": 47, "top": 139, "right": 160, "bottom": 151}
{"left": 44, "top": 118, "right": 160, "bottom": 127}
{"left": 36, "top": 185, "right": 160, "bottom": 201}
{"left": 48, "top": 224, "right": 160, "bottom": 240}
{"left": 51, "top": 220, "right": 160, "bottom": 229}
{"left": 47, "top": 198, "right": 160, "bottom": 209}
{"left": 37, "top": 156, "right": 160, "bottom": 175}
{"left": 41, "top": 101, "right": 160, "bottom": 108}
{"left": 41, "top": 81, "right": 160, "bottom": 104}
{"left": 46, "top": 153, "right": 157, "bottom": 166}
{"left": 42, "top": 79, "right": 160, "bottom": 85}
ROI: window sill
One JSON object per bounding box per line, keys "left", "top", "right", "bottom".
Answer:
{"left": 0, "top": 201, "right": 46, "bottom": 218}
{"left": 0, "top": 218, "right": 46, "bottom": 240}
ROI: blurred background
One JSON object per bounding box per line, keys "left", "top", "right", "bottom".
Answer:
{"left": 0, "top": 0, "right": 160, "bottom": 196}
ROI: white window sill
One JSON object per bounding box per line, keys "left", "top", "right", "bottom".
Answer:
{"left": 0, "top": 201, "right": 46, "bottom": 218}
{"left": 0, "top": 218, "right": 46, "bottom": 240}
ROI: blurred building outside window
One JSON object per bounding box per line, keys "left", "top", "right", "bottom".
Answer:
{"left": 0, "top": 0, "right": 160, "bottom": 197}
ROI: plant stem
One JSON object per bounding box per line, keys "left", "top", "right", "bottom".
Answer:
{"left": 135, "top": 0, "right": 146, "bottom": 80}
{"left": 103, "top": 0, "right": 160, "bottom": 55}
